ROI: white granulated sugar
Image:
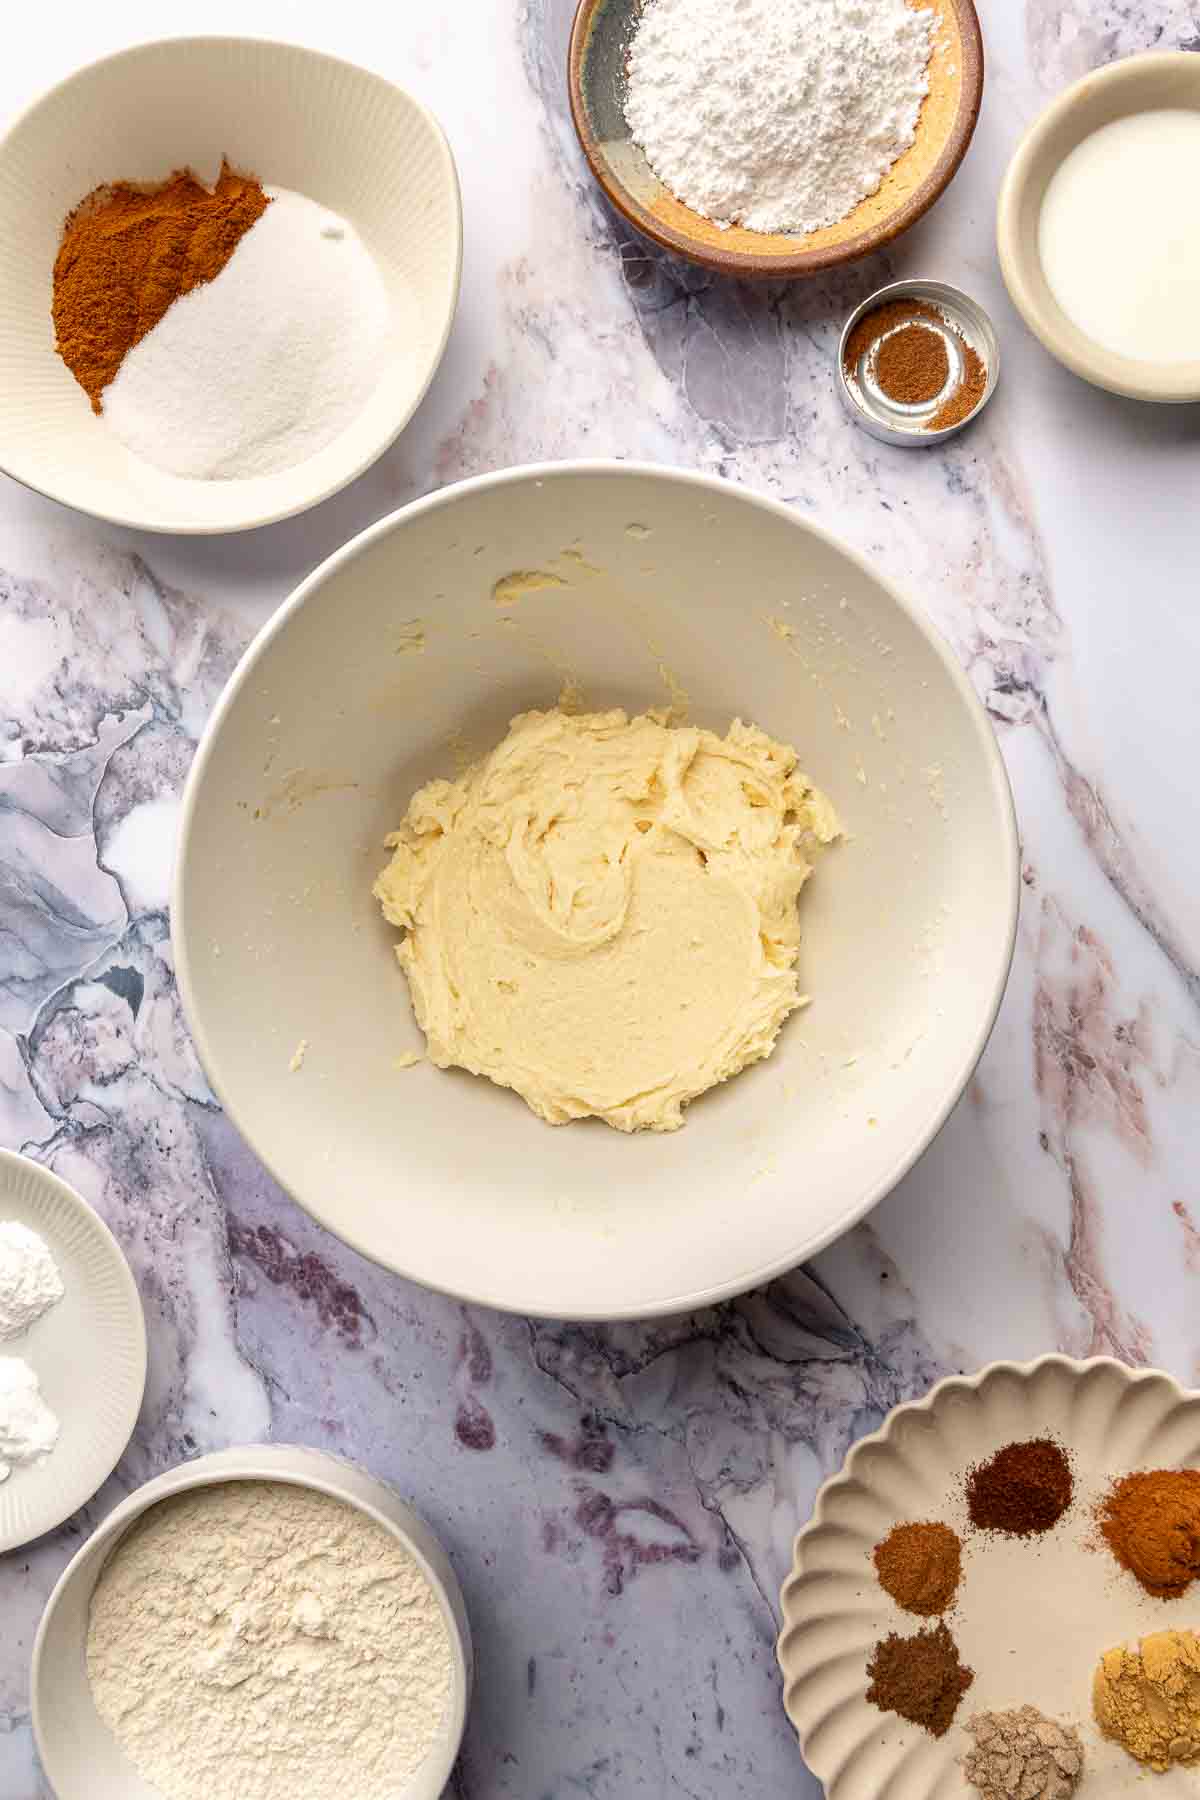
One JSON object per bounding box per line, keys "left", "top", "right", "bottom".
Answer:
{"left": 104, "top": 189, "right": 390, "bottom": 480}
{"left": 87, "top": 1480, "right": 453, "bottom": 1800}
{"left": 0, "top": 1220, "right": 64, "bottom": 1341}
{"left": 624, "top": 0, "right": 934, "bottom": 234}
{"left": 0, "top": 1356, "right": 60, "bottom": 1481}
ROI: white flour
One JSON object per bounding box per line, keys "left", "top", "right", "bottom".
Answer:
{"left": 0, "top": 1220, "right": 64, "bottom": 1340}
{"left": 104, "top": 188, "right": 390, "bottom": 480}
{"left": 87, "top": 1480, "right": 453, "bottom": 1800}
{"left": 624, "top": 0, "right": 934, "bottom": 233}
{"left": 0, "top": 1356, "right": 60, "bottom": 1481}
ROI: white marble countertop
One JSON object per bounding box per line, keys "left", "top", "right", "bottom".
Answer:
{"left": 3, "top": 1, "right": 1200, "bottom": 1794}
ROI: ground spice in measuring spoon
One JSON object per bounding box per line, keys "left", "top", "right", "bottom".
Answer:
{"left": 1098, "top": 1469, "right": 1200, "bottom": 1598}
{"left": 873, "top": 1521, "right": 962, "bottom": 1615}
{"left": 53, "top": 164, "right": 269, "bottom": 411}
{"left": 866, "top": 1620, "right": 974, "bottom": 1736}
{"left": 966, "top": 1438, "right": 1073, "bottom": 1536}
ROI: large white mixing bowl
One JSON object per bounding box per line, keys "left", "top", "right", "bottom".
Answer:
{"left": 174, "top": 463, "right": 1018, "bottom": 1319}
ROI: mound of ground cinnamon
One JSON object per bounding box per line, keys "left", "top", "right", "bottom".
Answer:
{"left": 930, "top": 342, "right": 987, "bottom": 431}
{"left": 866, "top": 1620, "right": 974, "bottom": 1737}
{"left": 52, "top": 163, "right": 269, "bottom": 411}
{"left": 1098, "top": 1469, "right": 1200, "bottom": 1598}
{"left": 873, "top": 1521, "right": 962, "bottom": 1616}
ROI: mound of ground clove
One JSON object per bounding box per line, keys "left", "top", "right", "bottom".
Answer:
{"left": 866, "top": 1620, "right": 974, "bottom": 1737}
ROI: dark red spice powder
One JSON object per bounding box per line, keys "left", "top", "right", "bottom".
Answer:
{"left": 966, "top": 1438, "right": 1073, "bottom": 1537}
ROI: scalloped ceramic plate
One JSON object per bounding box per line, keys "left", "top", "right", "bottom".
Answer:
{"left": 779, "top": 1356, "right": 1200, "bottom": 1800}
{"left": 0, "top": 1150, "right": 146, "bottom": 1552}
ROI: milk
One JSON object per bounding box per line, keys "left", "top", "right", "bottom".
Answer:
{"left": 1038, "top": 108, "right": 1200, "bottom": 363}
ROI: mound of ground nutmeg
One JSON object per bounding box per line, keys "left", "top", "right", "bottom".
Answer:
{"left": 874, "top": 323, "right": 949, "bottom": 407}
{"left": 866, "top": 1620, "right": 973, "bottom": 1737}
{"left": 52, "top": 163, "right": 269, "bottom": 411}
{"left": 843, "top": 295, "right": 988, "bottom": 432}
{"left": 929, "top": 341, "right": 987, "bottom": 431}
{"left": 873, "top": 1521, "right": 962, "bottom": 1616}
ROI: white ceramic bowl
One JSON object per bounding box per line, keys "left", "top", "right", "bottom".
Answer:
{"left": 778, "top": 1356, "right": 1200, "bottom": 1800}
{"left": 0, "top": 38, "right": 462, "bottom": 532}
{"left": 998, "top": 52, "right": 1200, "bottom": 402}
{"left": 32, "top": 1443, "right": 472, "bottom": 1800}
{"left": 0, "top": 1149, "right": 145, "bottom": 1554}
{"left": 173, "top": 462, "right": 1018, "bottom": 1320}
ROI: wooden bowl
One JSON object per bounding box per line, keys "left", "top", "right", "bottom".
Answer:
{"left": 567, "top": 0, "right": 984, "bottom": 279}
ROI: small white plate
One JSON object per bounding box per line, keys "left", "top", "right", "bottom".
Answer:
{"left": 0, "top": 1149, "right": 145, "bottom": 1553}
{"left": 779, "top": 1356, "right": 1200, "bottom": 1800}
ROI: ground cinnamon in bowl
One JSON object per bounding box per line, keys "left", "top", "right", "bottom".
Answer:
{"left": 1097, "top": 1469, "right": 1200, "bottom": 1597}
{"left": 873, "top": 1521, "right": 962, "bottom": 1615}
{"left": 966, "top": 1438, "right": 1073, "bottom": 1536}
{"left": 52, "top": 164, "right": 269, "bottom": 411}
{"left": 866, "top": 1620, "right": 974, "bottom": 1737}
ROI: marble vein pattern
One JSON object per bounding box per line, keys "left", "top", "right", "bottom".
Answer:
{"left": 2, "top": 1, "right": 1200, "bottom": 1795}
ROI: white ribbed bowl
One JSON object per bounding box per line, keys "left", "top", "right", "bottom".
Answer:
{"left": 778, "top": 1356, "right": 1200, "bottom": 1800}
{"left": 0, "top": 38, "right": 462, "bottom": 532}
{"left": 0, "top": 1149, "right": 145, "bottom": 1553}
{"left": 32, "top": 1443, "right": 473, "bottom": 1800}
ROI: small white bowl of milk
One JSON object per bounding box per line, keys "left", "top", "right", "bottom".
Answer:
{"left": 998, "top": 52, "right": 1200, "bottom": 402}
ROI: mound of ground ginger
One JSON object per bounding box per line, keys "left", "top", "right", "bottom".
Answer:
{"left": 1094, "top": 1630, "right": 1200, "bottom": 1769}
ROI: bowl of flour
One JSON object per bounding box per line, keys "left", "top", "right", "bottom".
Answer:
{"left": 568, "top": 0, "right": 983, "bottom": 277}
{"left": 32, "top": 1443, "right": 472, "bottom": 1800}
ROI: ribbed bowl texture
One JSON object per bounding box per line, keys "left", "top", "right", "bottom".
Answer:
{"left": 0, "top": 1148, "right": 145, "bottom": 1552}
{"left": 0, "top": 37, "right": 462, "bottom": 531}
